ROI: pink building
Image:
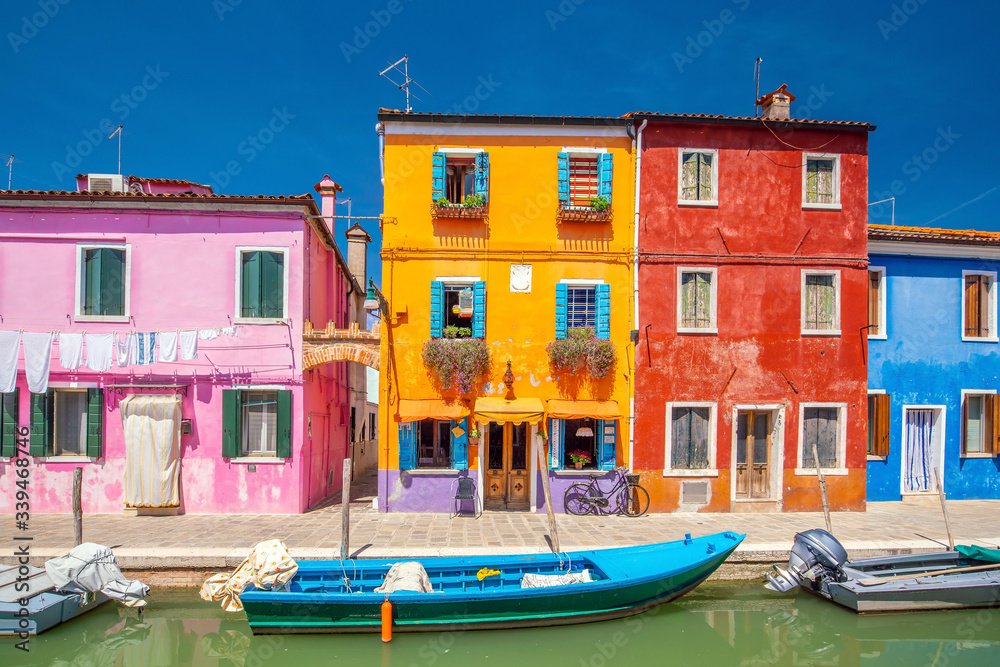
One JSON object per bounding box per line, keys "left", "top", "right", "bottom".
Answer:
{"left": 0, "top": 174, "right": 368, "bottom": 514}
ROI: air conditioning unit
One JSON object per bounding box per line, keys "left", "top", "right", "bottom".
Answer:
{"left": 86, "top": 174, "right": 125, "bottom": 192}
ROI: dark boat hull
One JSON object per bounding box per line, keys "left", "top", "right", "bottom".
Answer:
{"left": 241, "top": 532, "right": 744, "bottom": 634}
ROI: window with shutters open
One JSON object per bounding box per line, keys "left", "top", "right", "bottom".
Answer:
{"left": 555, "top": 280, "right": 610, "bottom": 340}
{"left": 962, "top": 271, "right": 997, "bottom": 342}
{"left": 557, "top": 149, "right": 612, "bottom": 221}
{"left": 678, "top": 149, "right": 718, "bottom": 206}
{"left": 236, "top": 247, "right": 288, "bottom": 323}
{"left": 664, "top": 402, "right": 718, "bottom": 476}
{"left": 677, "top": 267, "right": 717, "bottom": 333}
{"left": 222, "top": 387, "right": 291, "bottom": 460}
{"left": 797, "top": 403, "right": 847, "bottom": 474}
{"left": 868, "top": 268, "right": 886, "bottom": 339}
{"left": 398, "top": 417, "right": 468, "bottom": 470}
{"left": 962, "top": 391, "right": 999, "bottom": 457}
{"left": 867, "top": 392, "right": 890, "bottom": 458}
{"left": 429, "top": 277, "right": 485, "bottom": 339}
{"left": 76, "top": 244, "right": 130, "bottom": 322}
{"left": 802, "top": 152, "right": 841, "bottom": 210}
{"left": 431, "top": 149, "right": 489, "bottom": 215}
{"left": 28, "top": 388, "right": 103, "bottom": 459}
{"left": 802, "top": 270, "right": 841, "bottom": 336}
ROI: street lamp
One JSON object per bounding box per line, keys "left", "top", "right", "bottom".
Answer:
{"left": 365, "top": 278, "right": 388, "bottom": 316}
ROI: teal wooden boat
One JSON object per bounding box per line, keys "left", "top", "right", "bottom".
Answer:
{"left": 240, "top": 531, "right": 745, "bottom": 634}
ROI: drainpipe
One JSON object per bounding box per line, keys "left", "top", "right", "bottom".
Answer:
{"left": 629, "top": 119, "right": 647, "bottom": 473}
{"left": 376, "top": 122, "right": 386, "bottom": 187}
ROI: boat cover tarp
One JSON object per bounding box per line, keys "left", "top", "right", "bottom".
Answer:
{"left": 44, "top": 543, "right": 149, "bottom": 607}
{"left": 373, "top": 562, "right": 433, "bottom": 593}
{"left": 521, "top": 569, "right": 595, "bottom": 588}
{"left": 200, "top": 539, "right": 298, "bottom": 612}
{"left": 957, "top": 544, "right": 1000, "bottom": 563}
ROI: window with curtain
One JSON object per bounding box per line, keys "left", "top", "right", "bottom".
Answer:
{"left": 54, "top": 390, "right": 88, "bottom": 456}
{"left": 680, "top": 151, "right": 715, "bottom": 202}
{"left": 241, "top": 390, "right": 277, "bottom": 456}
{"left": 804, "top": 272, "right": 838, "bottom": 332}
{"left": 670, "top": 406, "right": 711, "bottom": 469}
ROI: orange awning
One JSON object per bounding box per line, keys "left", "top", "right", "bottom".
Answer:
{"left": 395, "top": 399, "right": 469, "bottom": 422}
{"left": 474, "top": 397, "right": 545, "bottom": 424}
{"left": 546, "top": 400, "right": 621, "bottom": 420}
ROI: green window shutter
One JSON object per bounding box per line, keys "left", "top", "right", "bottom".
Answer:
{"left": 276, "top": 389, "right": 292, "bottom": 458}
{"left": 1, "top": 389, "right": 19, "bottom": 458}
{"left": 100, "top": 248, "right": 125, "bottom": 316}
{"left": 86, "top": 388, "right": 103, "bottom": 458}
{"left": 472, "top": 281, "right": 486, "bottom": 338}
{"left": 431, "top": 152, "right": 446, "bottom": 200}
{"left": 598, "top": 153, "right": 613, "bottom": 204}
{"left": 261, "top": 251, "right": 285, "bottom": 318}
{"left": 549, "top": 418, "right": 564, "bottom": 470}
{"left": 241, "top": 251, "right": 261, "bottom": 318}
{"left": 474, "top": 152, "right": 490, "bottom": 203}
{"left": 451, "top": 418, "right": 468, "bottom": 470}
{"left": 557, "top": 152, "right": 569, "bottom": 205}
{"left": 84, "top": 248, "right": 102, "bottom": 315}
{"left": 222, "top": 389, "right": 241, "bottom": 458}
{"left": 596, "top": 283, "right": 611, "bottom": 340}
{"left": 29, "top": 391, "right": 51, "bottom": 457}
{"left": 598, "top": 419, "right": 617, "bottom": 471}
{"left": 429, "top": 281, "right": 444, "bottom": 338}
{"left": 398, "top": 422, "right": 415, "bottom": 471}
{"left": 555, "top": 283, "right": 568, "bottom": 340}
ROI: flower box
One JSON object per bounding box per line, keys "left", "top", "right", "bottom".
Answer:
{"left": 556, "top": 206, "right": 613, "bottom": 223}
{"left": 431, "top": 204, "right": 488, "bottom": 219}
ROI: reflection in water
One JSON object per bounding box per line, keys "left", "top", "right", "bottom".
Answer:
{"left": 4, "top": 584, "right": 999, "bottom": 666}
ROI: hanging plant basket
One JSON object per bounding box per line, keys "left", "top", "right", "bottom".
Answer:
{"left": 422, "top": 337, "right": 491, "bottom": 394}
{"left": 547, "top": 327, "right": 616, "bottom": 379}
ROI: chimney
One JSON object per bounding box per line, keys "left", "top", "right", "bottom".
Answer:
{"left": 756, "top": 84, "right": 796, "bottom": 120}
{"left": 345, "top": 222, "right": 372, "bottom": 288}
{"left": 313, "top": 174, "right": 342, "bottom": 236}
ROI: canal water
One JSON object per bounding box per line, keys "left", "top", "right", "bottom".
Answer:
{"left": 5, "top": 582, "right": 1000, "bottom": 666}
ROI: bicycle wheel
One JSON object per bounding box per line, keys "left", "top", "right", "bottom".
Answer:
{"left": 619, "top": 484, "right": 650, "bottom": 517}
{"left": 564, "top": 483, "right": 594, "bottom": 515}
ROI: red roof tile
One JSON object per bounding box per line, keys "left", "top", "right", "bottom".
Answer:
{"left": 869, "top": 224, "right": 1000, "bottom": 245}
{"left": 0, "top": 189, "right": 312, "bottom": 202}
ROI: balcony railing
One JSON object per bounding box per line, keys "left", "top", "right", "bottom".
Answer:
{"left": 556, "top": 206, "right": 613, "bottom": 222}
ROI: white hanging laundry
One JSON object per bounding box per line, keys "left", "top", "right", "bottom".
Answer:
{"left": 158, "top": 331, "right": 178, "bottom": 363}
{"left": 84, "top": 333, "right": 114, "bottom": 372}
{"left": 116, "top": 332, "right": 137, "bottom": 368}
{"left": 220, "top": 326, "right": 237, "bottom": 337}
{"left": 136, "top": 333, "right": 157, "bottom": 365}
{"left": 0, "top": 331, "right": 21, "bottom": 394}
{"left": 198, "top": 328, "right": 219, "bottom": 341}
{"left": 59, "top": 332, "right": 84, "bottom": 370}
{"left": 22, "top": 332, "right": 53, "bottom": 394}
{"left": 179, "top": 330, "right": 198, "bottom": 360}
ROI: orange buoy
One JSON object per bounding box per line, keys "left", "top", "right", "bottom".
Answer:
{"left": 381, "top": 599, "right": 392, "bottom": 642}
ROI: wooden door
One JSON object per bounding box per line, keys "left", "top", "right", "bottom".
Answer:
{"left": 484, "top": 422, "right": 530, "bottom": 511}
{"left": 736, "top": 411, "right": 771, "bottom": 499}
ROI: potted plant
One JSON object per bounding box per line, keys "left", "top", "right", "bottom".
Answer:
{"left": 546, "top": 327, "right": 616, "bottom": 379}
{"left": 422, "top": 335, "right": 490, "bottom": 394}
{"left": 590, "top": 195, "right": 610, "bottom": 212}
{"left": 462, "top": 193, "right": 487, "bottom": 208}
{"left": 468, "top": 427, "right": 480, "bottom": 445}
{"left": 569, "top": 449, "right": 592, "bottom": 470}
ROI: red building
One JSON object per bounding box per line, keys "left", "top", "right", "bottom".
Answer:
{"left": 630, "top": 87, "right": 875, "bottom": 512}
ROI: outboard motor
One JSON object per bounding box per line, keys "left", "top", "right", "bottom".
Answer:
{"left": 765, "top": 529, "right": 848, "bottom": 593}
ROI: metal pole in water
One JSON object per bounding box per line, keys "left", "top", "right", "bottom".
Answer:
{"left": 812, "top": 443, "right": 832, "bottom": 533}
{"left": 72, "top": 467, "right": 83, "bottom": 546}
{"left": 934, "top": 468, "right": 954, "bottom": 549}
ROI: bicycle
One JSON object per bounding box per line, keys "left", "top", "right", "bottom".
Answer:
{"left": 564, "top": 467, "right": 650, "bottom": 517}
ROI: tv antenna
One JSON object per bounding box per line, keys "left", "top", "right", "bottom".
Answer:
{"left": 2, "top": 154, "right": 22, "bottom": 190}
{"left": 108, "top": 125, "right": 123, "bottom": 175}
{"left": 754, "top": 57, "right": 763, "bottom": 116}
{"left": 379, "top": 55, "right": 430, "bottom": 112}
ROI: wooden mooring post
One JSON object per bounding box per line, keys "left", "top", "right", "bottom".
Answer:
{"left": 537, "top": 444, "right": 560, "bottom": 554}
{"left": 811, "top": 444, "right": 832, "bottom": 534}
{"left": 72, "top": 467, "right": 83, "bottom": 546}
{"left": 934, "top": 467, "right": 954, "bottom": 549}
{"left": 341, "top": 459, "right": 352, "bottom": 560}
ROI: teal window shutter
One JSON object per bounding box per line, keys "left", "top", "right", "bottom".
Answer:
{"left": 221, "top": 389, "right": 241, "bottom": 458}
{"left": 1, "top": 389, "right": 19, "bottom": 458}
{"left": 598, "top": 153, "right": 613, "bottom": 204}
{"left": 472, "top": 281, "right": 486, "bottom": 338}
{"left": 86, "top": 388, "right": 103, "bottom": 458}
{"left": 599, "top": 419, "right": 617, "bottom": 470}
{"left": 557, "top": 152, "right": 569, "bottom": 205}
{"left": 555, "top": 283, "right": 568, "bottom": 339}
{"left": 100, "top": 248, "right": 125, "bottom": 316}
{"left": 596, "top": 283, "right": 611, "bottom": 340}
{"left": 431, "top": 152, "right": 446, "bottom": 200}
{"left": 475, "top": 152, "right": 490, "bottom": 202}
{"left": 276, "top": 389, "right": 292, "bottom": 458}
{"left": 29, "top": 391, "right": 51, "bottom": 457}
{"left": 430, "top": 281, "right": 444, "bottom": 338}
{"left": 241, "top": 251, "right": 261, "bottom": 318}
{"left": 398, "top": 422, "right": 415, "bottom": 471}
{"left": 84, "top": 248, "right": 102, "bottom": 315}
{"left": 451, "top": 418, "right": 469, "bottom": 470}
{"left": 549, "top": 418, "right": 565, "bottom": 470}
{"left": 261, "top": 251, "right": 285, "bottom": 318}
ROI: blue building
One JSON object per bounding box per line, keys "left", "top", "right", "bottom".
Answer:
{"left": 867, "top": 225, "right": 1000, "bottom": 501}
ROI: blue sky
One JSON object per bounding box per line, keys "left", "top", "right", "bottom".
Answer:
{"left": 3, "top": 0, "right": 998, "bottom": 285}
